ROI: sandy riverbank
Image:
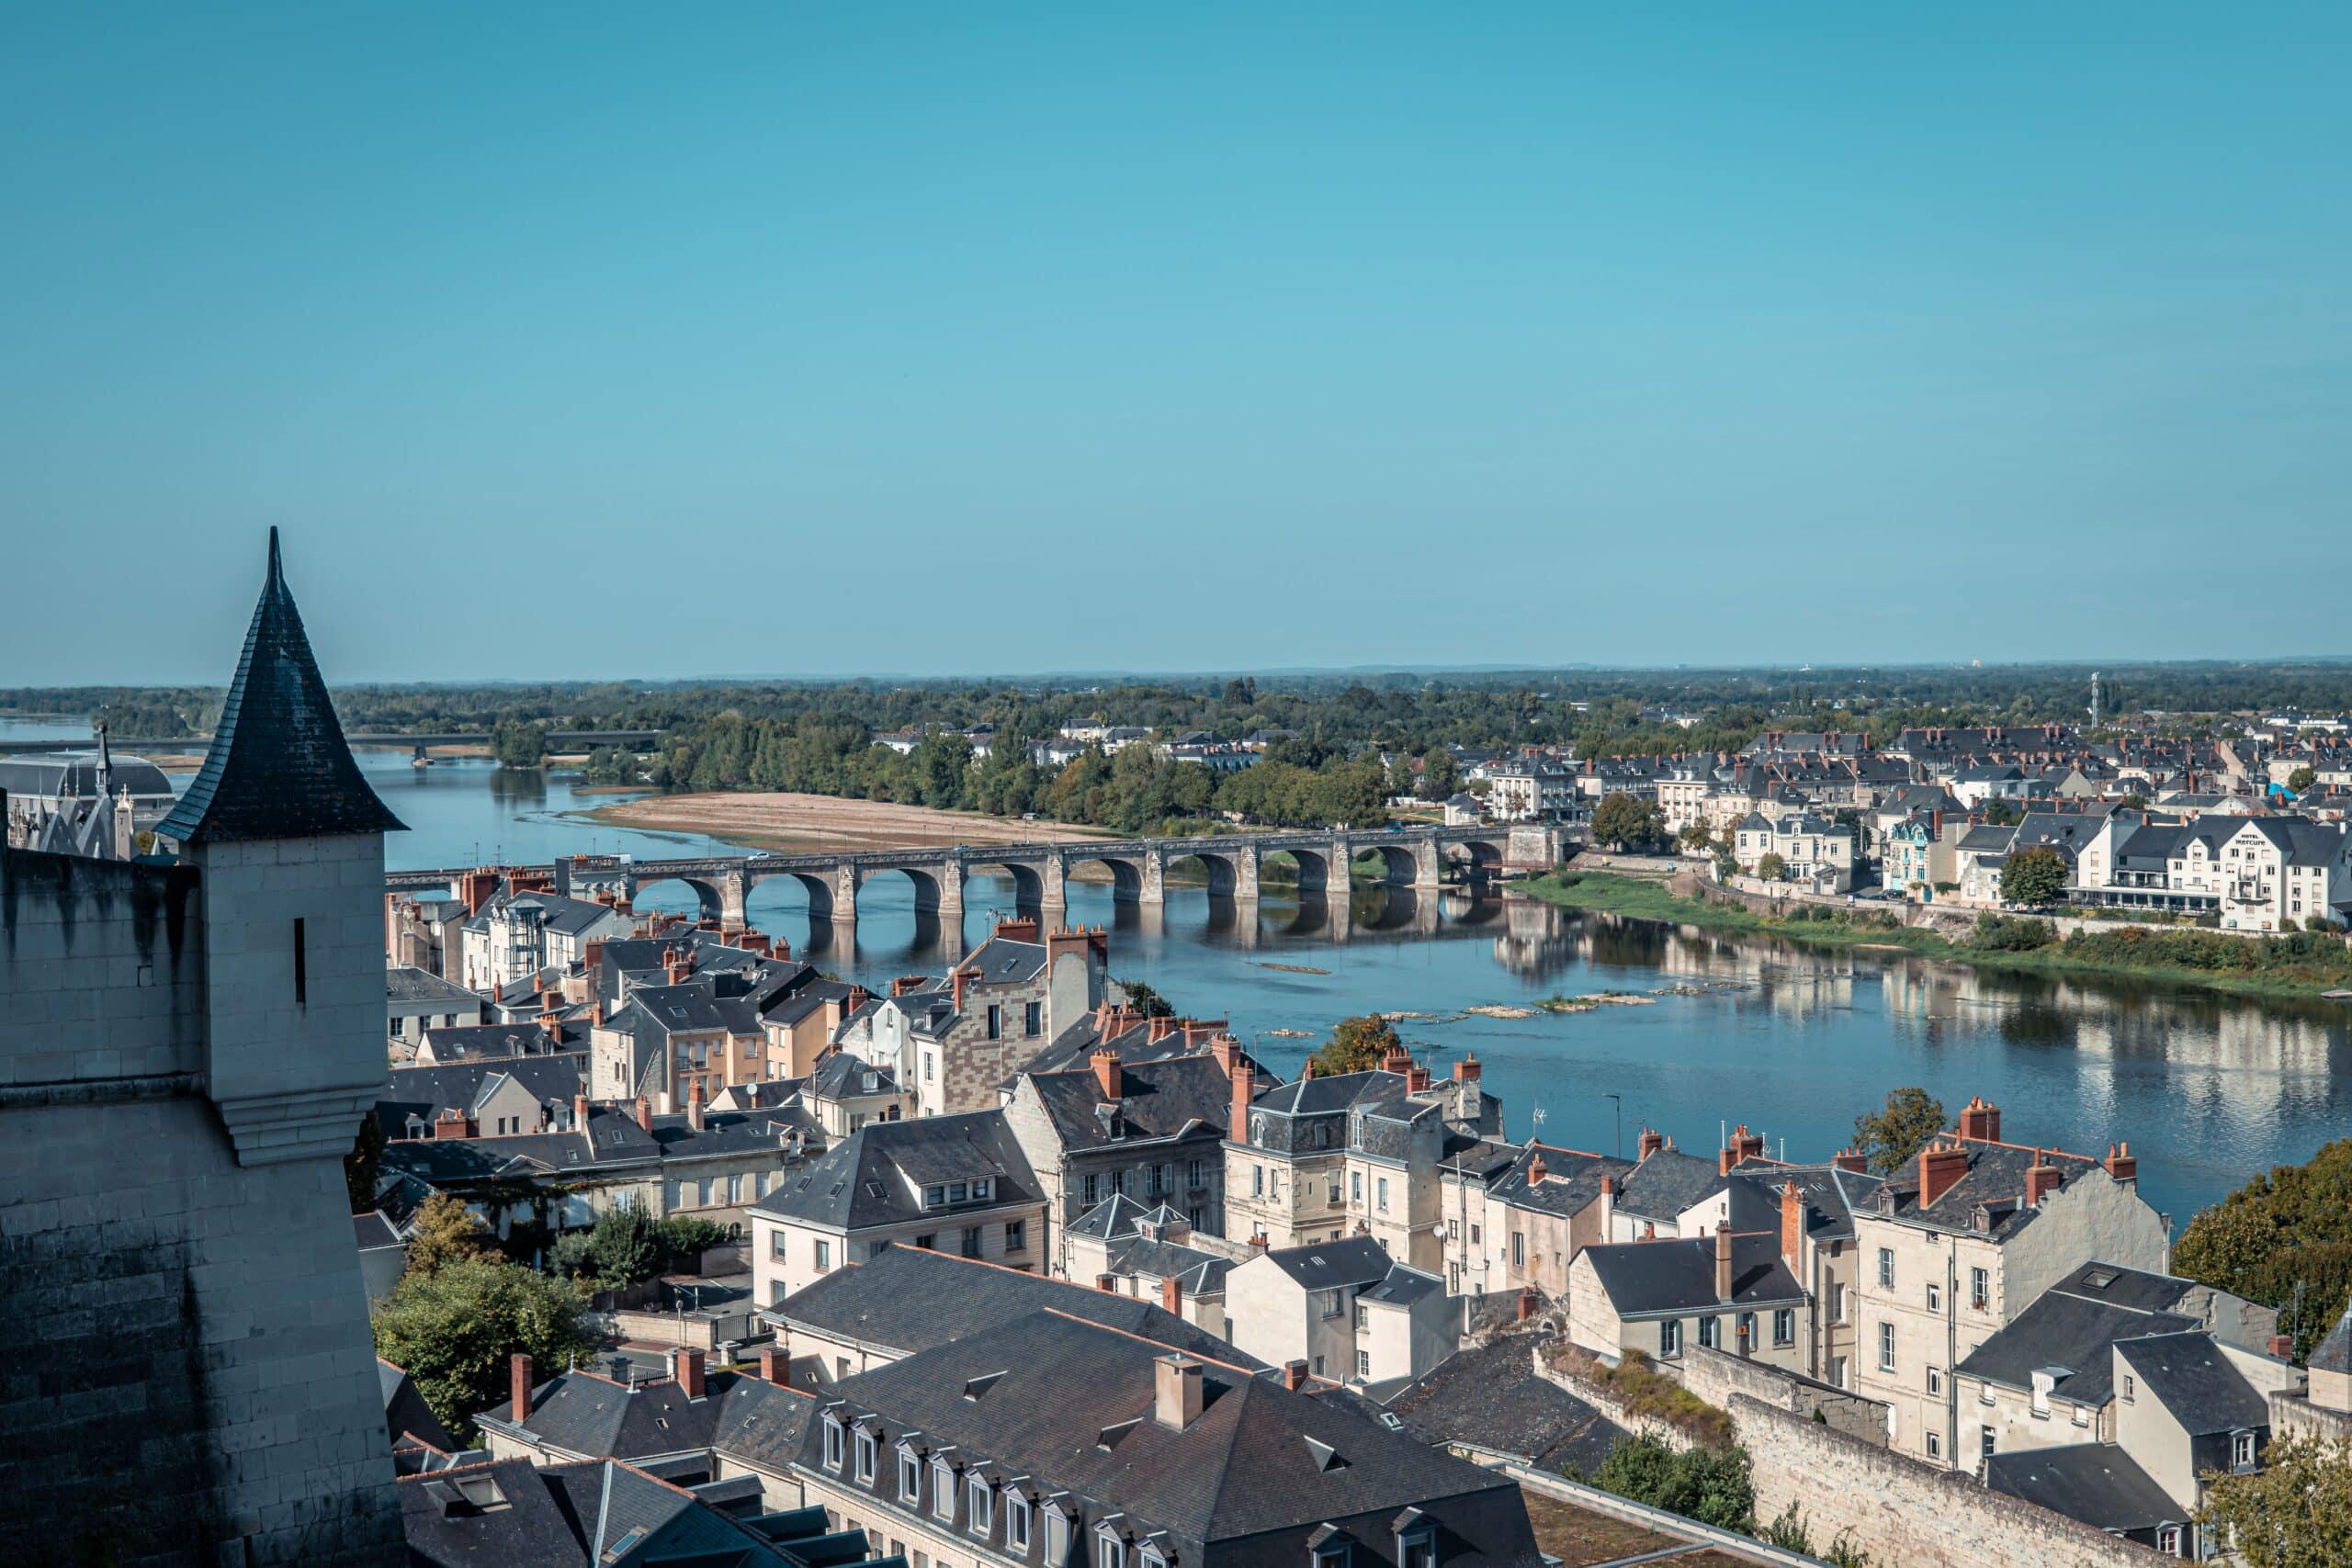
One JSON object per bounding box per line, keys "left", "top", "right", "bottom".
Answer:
{"left": 581, "top": 791, "right": 1114, "bottom": 855}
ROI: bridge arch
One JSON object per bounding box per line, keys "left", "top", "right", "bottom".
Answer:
{"left": 1354, "top": 842, "right": 1421, "bottom": 886}
{"left": 747, "top": 868, "right": 835, "bottom": 921}
{"left": 1067, "top": 853, "right": 1147, "bottom": 902}
{"left": 863, "top": 863, "right": 954, "bottom": 916}
{"left": 1162, "top": 849, "right": 1252, "bottom": 900}
{"left": 964, "top": 857, "right": 1046, "bottom": 907}
{"left": 1266, "top": 847, "right": 1345, "bottom": 898}
{"left": 1443, "top": 838, "right": 1508, "bottom": 878}
{"left": 629, "top": 874, "right": 727, "bottom": 924}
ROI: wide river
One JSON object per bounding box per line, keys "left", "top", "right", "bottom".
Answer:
{"left": 17, "top": 722, "right": 2349, "bottom": 1226}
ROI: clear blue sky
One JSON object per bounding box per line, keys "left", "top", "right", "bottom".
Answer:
{"left": 4, "top": 5, "right": 2346, "bottom": 685}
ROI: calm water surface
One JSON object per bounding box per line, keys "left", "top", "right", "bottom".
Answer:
{"left": 14, "top": 722, "right": 2344, "bottom": 1226}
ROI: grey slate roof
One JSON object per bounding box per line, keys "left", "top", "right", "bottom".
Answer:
{"left": 1381, "top": 1337, "right": 1624, "bottom": 1472}
{"left": 1955, "top": 1269, "right": 2199, "bottom": 1409}
{"left": 2114, "top": 1332, "right": 2269, "bottom": 1435}
{"left": 798, "top": 1310, "right": 1544, "bottom": 1568}
{"left": 1024, "top": 1055, "right": 1235, "bottom": 1152}
{"left": 1491, "top": 1145, "right": 1634, "bottom": 1220}
{"left": 1261, "top": 1235, "right": 1393, "bottom": 1292}
{"left": 474, "top": 1365, "right": 812, "bottom": 1472}
{"left": 749, "top": 1111, "right": 1040, "bottom": 1231}
{"left": 764, "top": 1243, "right": 1255, "bottom": 1368}
{"left": 157, "top": 529, "right": 404, "bottom": 845}
{"left": 378, "top": 1054, "right": 588, "bottom": 1133}
{"left": 1580, "top": 1232, "right": 1804, "bottom": 1317}
{"left": 1982, "top": 1444, "right": 2185, "bottom": 1535}
{"left": 2310, "top": 1299, "right": 2352, "bottom": 1377}
{"left": 1871, "top": 1137, "right": 2106, "bottom": 1239}
{"left": 388, "top": 966, "right": 481, "bottom": 1007}
{"left": 1612, "top": 1146, "right": 1727, "bottom": 1224}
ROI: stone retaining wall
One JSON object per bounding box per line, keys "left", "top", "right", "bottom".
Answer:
{"left": 1681, "top": 1346, "right": 1888, "bottom": 1446}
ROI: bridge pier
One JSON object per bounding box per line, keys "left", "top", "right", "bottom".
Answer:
{"left": 1039, "top": 852, "right": 1068, "bottom": 919}
{"left": 1232, "top": 843, "right": 1261, "bottom": 902}
{"left": 831, "top": 863, "right": 860, "bottom": 928}
{"left": 1412, "top": 839, "right": 1443, "bottom": 894}
{"left": 718, "top": 870, "right": 751, "bottom": 931}
{"left": 1138, "top": 849, "right": 1165, "bottom": 908}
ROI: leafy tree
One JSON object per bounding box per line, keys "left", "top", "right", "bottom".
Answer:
{"left": 1587, "top": 1433, "right": 1756, "bottom": 1532}
{"left": 656, "top": 1215, "right": 729, "bottom": 1262}
{"left": 577, "top": 1202, "right": 664, "bottom": 1288}
{"left": 1119, "top": 979, "right": 1176, "bottom": 1019}
{"left": 1419, "top": 748, "right": 1460, "bottom": 801}
{"left": 371, "top": 1258, "right": 594, "bottom": 1442}
{"left": 1311, "top": 1014, "right": 1401, "bottom": 1077}
{"left": 406, "top": 1191, "right": 493, "bottom": 1276}
{"left": 2289, "top": 766, "right": 2317, "bottom": 795}
{"left": 2194, "top": 1433, "right": 2352, "bottom": 1568}
{"left": 345, "top": 1114, "right": 385, "bottom": 1214}
{"left": 1756, "top": 851, "right": 1788, "bottom": 882}
{"left": 2119, "top": 792, "right": 2150, "bottom": 809}
{"left": 1591, "top": 792, "right": 1666, "bottom": 851}
{"left": 1852, "top": 1087, "right": 1947, "bottom": 1177}
{"left": 491, "top": 718, "right": 548, "bottom": 769}
{"left": 2001, "top": 845, "right": 2069, "bottom": 908}
{"left": 1758, "top": 1505, "right": 1872, "bottom": 1566}
{"left": 2175, "top": 1139, "right": 2352, "bottom": 1357}
{"left": 1980, "top": 798, "right": 2022, "bottom": 826}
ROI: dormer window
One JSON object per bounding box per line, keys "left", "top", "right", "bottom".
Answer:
{"left": 899, "top": 1449, "right": 922, "bottom": 1503}
{"left": 1044, "top": 1502, "right": 1071, "bottom": 1565}
{"left": 969, "top": 1474, "right": 994, "bottom": 1537}
{"left": 933, "top": 1458, "right": 958, "bottom": 1519}
{"left": 854, "top": 1427, "right": 878, "bottom": 1483}
{"left": 1140, "top": 1543, "right": 1168, "bottom": 1568}
{"left": 1097, "top": 1527, "right": 1127, "bottom": 1568}
{"left": 821, "top": 1414, "right": 845, "bottom": 1472}
{"left": 1396, "top": 1525, "right": 1436, "bottom": 1568}
{"left": 1314, "top": 1543, "right": 1351, "bottom": 1568}
{"left": 1007, "top": 1494, "right": 1033, "bottom": 1552}
{"left": 2233, "top": 1430, "right": 2258, "bottom": 1470}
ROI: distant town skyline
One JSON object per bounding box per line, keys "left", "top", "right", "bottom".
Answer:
{"left": 6, "top": 5, "right": 2348, "bottom": 684}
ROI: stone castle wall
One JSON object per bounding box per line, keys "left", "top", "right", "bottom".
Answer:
{"left": 1734, "top": 1393, "right": 2159, "bottom": 1568}
{"left": 0, "top": 842, "right": 401, "bottom": 1566}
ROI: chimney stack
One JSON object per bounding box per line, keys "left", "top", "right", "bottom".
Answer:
{"left": 759, "top": 1346, "right": 788, "bottom": 1386}
{"left": 674, "top": 1348, "right": 707, "bottom": 1399}
{"left": 1154, "top": 1355, "right": 1204, "bottom": 1430}
{"left": 1209, "top": 1033, "right": 1240, "bottom": 1076}
{"left": 634, "top": 1095, "right": 652, "bottom": 1134}
{"left": 1229, "top": 1063, "right": 1255, "bottom": 1144}
{"left": 1527, "top": 1151, "right": 1548, "bottom": 1187}
{"left": 1599, "top": 1173, "right": 1617, "bottom": 1235}
{"left": 1713, "top": 1223, "right": 1735, "bottom": 1303}
{"left": 2025, "top": 1148, "right": 2062, "bottom": 1207}
{"left": 1780, "top": 1181, "right": 1805, "bottom": 1269}
{"left": 1453, "top": 1054, "right": 1481, "bottom": 1084}
{"left": 1091, "top": 1047, "right": 1122, "bottom": 1100}
{"left": 1918, "top": 1137, "right": 1972, "bottom": 1206}
{"left": 1831, "top": 1145, "right": 1869, "bottom": 1174}
{"left": 572, "top": 1093, "right": 590, "bottom": 1131}
{"left": 1282, "top": 1359, "right": 1309, "bottom": 1392}
{"left": 1637, "top": 1126, "right": 1664, "bottom": 1159}
{"left": 1720, "top": 1124, "right": 1764, "bottom": 1176}
{"left": 1406, "top": 1062, "right": 1431, "bottom": 1093}
{"left": 1957, "top": 1096, "right": 2002, "bottom": 1144}
{"left": 686, "top": 1077, "right": 706, "bottom": 1133}
{"left": 1248, "top": 1232, "right": 1269, "bottom": 1255}
{"left": 953, "top": 967, "right": 974, "bottom": 1012}
{"left": 2268, "top": 1335, "right": 2295, "bottom": 1360}
{"left": 1161, "top": 1275, "right": 1182, "bottom": 1316}
{"left": 1517, "top": 1286, "right": 1537, "bottom": 1324}
{"left": 2105, "top": 1142, "right": 2138, "bottom": 1185}
{"left": 510, "top": 1353, "right": 533, "bottom": 1425}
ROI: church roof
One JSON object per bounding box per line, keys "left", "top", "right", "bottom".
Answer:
{"left": 156, "top": 529, "right": 404, "bottom": 845}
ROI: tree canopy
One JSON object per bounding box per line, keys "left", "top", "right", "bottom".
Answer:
{"left": 371, "top": 1258, "right": 594, "bottom": 1442}
{"left": 1591, "top": 792, "right": 1667, "bottom": 851}
{"left": 1852, "top": 1087, "right": 1947, "bottom": 1177}
{"left": 1310, "top": 1014, "right": 1401, "bottom": 1077}
{"left": 2194, "top": 1433, "right": 2352, "bottom": 1568}
{"left": 404, "top": 1191, "right": 494, "bottom": 1276}
{"left": 2174, "top": 1138, "right": 2352, "bottom": 1357}
{"left": 2001, "top": 845, "right": 2069, "bottom": 908}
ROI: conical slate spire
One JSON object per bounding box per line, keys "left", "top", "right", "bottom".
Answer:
{"left": 155, "top": 528, "right": 405, "bottom": 845}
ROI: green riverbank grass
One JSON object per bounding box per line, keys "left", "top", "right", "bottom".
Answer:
{"left": 1517, "top": 870, "right": 2352, "bottom": 1004}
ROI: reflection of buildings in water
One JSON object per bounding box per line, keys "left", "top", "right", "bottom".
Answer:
{"left": 1489, "top": 898, "right": 1587, "bottom": 981}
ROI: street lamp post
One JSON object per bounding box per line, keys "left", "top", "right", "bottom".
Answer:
{"left": 1604, "top": 1093, "right": 1622, "bottom": 1159}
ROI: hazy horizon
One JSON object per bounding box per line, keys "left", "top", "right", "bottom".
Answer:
{"left": 6, "top": 5, "right": 2348, "bottom": 684}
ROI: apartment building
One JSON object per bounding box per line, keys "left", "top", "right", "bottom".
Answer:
{"left": 1566, "top": 1224, "right": 1810, "bottom": 1372}
{"left": 1848, "top": 1098, "right": 2169, "bottom": 1470}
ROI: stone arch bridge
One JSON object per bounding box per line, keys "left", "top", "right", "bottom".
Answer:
{"left": 384, "top": 822, "right": 1566, "bottom": 930}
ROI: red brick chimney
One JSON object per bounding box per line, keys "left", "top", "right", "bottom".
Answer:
{"left": 510, "top": 1352, "right": 533, "bottom": 1424}
{"left": 686, "top": 1077, "right": 706, "bottom": 1133}
{"left": 1209, "top": 1032, "right": 1240, "bottom": 1076}
{"left": 1957, "top": 1096, "right": 2002, "bottom": 1144}
{"left": 759, "top": 1346, "right": 788, "bottom": 1386}
{"left": 1299, "top": 1058, "right": 1315, "bottom": 1080}
{"left": 952, "top": 967, "right": 973, "bottom": 1011}
{"left": 1380, "top": 1043, "right": 1410, "bottom": 1077}
{"left": 1918, "top": 1137, "right": 1972, "bottom": 1206}
{"left": 1517, "top": 1286, "right": 1538, "bottom": 1323}
{"left": 1091, "top": 1048, "right": 1121, "bottom": 1100}
{"left": 1097, "top": 1274, "right": 1117, "bottom": 1292}
{"left": 1713, "top": 1223, "right": 1735, "bottom": 1303}
{"left": 1720, "top": 1124, "right": 1764, "bottom": 1176}
{"left": 845, "top": 984, "right": 871, "bottom": 1014}
{"left": 1527, "top": 1151, "right": 1548, "bottom": 1187}
{"left": 1831, "top": 1145, "right": 1869, "bottom": 1174}
{"left": 2025, "top": 1149, "right": 2062, "bottom": 1207}
{"left": 572, "top": 1093, "right": 590, "bottom": 1131}
{"left": 1148, "top": 1015, "right": 1173, "bottom": 1044}
{"left": 1780, "top": 1181, "right": 1805, "bottom": 1269}
{"left": 2268, "top": 1335, "right": 2295, "bottom": 1360}
{"left": 997, "top": 915, "right": 1042, "bottom": 943}
{"left": 634, "top": 1095, "right": 652, "bottom": 1134}
{"left": 1406, "top": 1062, "right": 1431, "bottom": 1093}
{"left": 675, "top": 1348, "right": 707, "bottom": 1399}
{"left": 1248, "top": 1232, "right": 1269, "bottom": 1255}
{"left": 1283, "top": 1359, "right": 1309, "bottom": 1391}
{"left": 2105, "top": 1142, "right": 2138, "bottom": 1185}
{"left": 1637, "top": 1126, "right": 1664, "bottom": 1158}
{"left": 1161, "top": 1275, "right": 1182, "bottom": 1315}
{"left": 1229, "top": 1063, "right": 1255, "bottom": 1144}
{"left": 1453, "top": 1054, "right": 1482, "bottom": 1084}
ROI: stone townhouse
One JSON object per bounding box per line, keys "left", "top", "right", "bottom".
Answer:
{"left": 382, "top": 1089, "right": 820, "bottom": 1235}
{"left": 801, "top": 1051, "right": 916, "bottom": 1136}
{"left": 1447, "top": 1144, "right": 1629, "bottom": 1305}
{"left": 1724, "top": 1159, "right": 1882, "bottom": 1389}
{"left": 377, "top": 1052, "right": 588, "bottom": 1142}
{"left": 595, "top": 980, "right": 767, "bottom": 1107}
{"left": 1604, "top": 1129, "right": 1730, "bottom": 1240}
{"left": 749, "top": 1110, "right": 1048, "bottom": 1306}
{"left": 458, "top": 884, "right": 637, "bottom": 994}
{"left": 760, "top": 1243, "right": 1248, "bottom": 1389}
{"left": 1849, "top": 1097, "right": 2169, "bottom": 1471}
{"left": 1485, "top": 757, "right": 1579, "bottom": 821}
{"left": 1227, "top": 1052, "right": 1498, "bottom": 1256}
{"left": 1731, "top": 810, "right": 1856, "bottom": 891}
{"left": 1061, "top": 1198, "right": 1236, "bottom": 1337}
{"left": 386, "top": 964, "right": 485, "bottom": 1049}
{"left": 790, "top": 1310, "right": 1545, "bottom": 1568}
{"left": 1954, "top": 1260, "right": 2278, "bottom": 1465}
{"left": 1566, "top": 1224, "right": 1811, "bottom": 1371}
{"left": 1225, "top": 1235, "right": 1453, "bottom": 1389}
{"left": 833, "top": 922, "right": 1108, "bottom": 1118}
{"left": 1001, "top": 1044, "right": 1239, "bottom": 1278}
